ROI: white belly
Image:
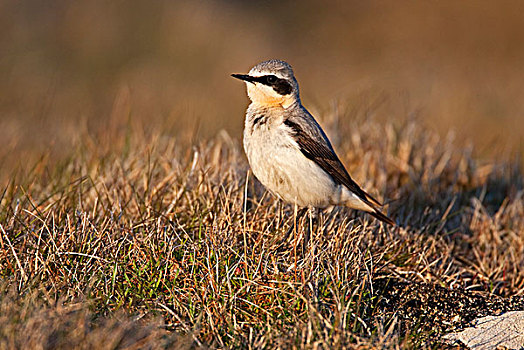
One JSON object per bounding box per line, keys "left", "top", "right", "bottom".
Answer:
{"left": 244, "top": 124, "right": 340, "bottom": 208}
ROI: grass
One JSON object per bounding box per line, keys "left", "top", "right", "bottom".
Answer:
{"left": 1, "top": 108, "right": 523, "bottom": 349}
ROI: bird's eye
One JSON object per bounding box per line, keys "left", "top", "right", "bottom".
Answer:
{"left": 266, "top": 75, "right": 277, "bottom": 84}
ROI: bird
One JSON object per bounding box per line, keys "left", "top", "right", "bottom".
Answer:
{"left": 231, "top": 59, "right": 395, "bottom": 226}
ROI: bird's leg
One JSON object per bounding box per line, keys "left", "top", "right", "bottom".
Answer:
{"left": 282, "top": 207, "right": 307, "bottom": 243}
{"left": 275, "top": 206, "right": 306, "bottom": 258}
{"left": 278, "top": 199, "right": 284, "bottom": 229}
{"left": 303, "top": 207, "right": 312, "bottom": 252}
{"left": 322, "top": 206, "right": 338, "bottom": 235}
{"left": 303, "top": 207, "right": 319, "bottom": 254}
{"left": 269, "top": 200, "right": 284, "bottom": 248}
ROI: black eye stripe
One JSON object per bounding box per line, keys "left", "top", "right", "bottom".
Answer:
{"left": 272, "top": 79, "right": 293, "bottom": 95}
{"left": 266, "top": 75, "right": 277, "bottom": 84}
{"left": 253, "top": 75, "right": 278, "bottom": 85}
{"left": 253, "top": 75, "right": 293, "bottom": 95}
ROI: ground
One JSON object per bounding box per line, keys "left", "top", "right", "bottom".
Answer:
{"left": 1, "top": 114, "right": 523, "bottom": 349}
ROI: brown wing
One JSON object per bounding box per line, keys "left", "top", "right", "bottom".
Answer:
{"left": 283, "top": 118, "right": 382, "bottom": 207}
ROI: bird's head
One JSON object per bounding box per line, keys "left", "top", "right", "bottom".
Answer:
{"left": 232, "top": 59, "right": 300, "bottom": 108}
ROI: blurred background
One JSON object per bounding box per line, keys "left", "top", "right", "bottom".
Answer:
{"left": 1, "top": 0, "right": 523, "bottom": 169}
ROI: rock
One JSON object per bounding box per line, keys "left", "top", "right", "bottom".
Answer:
{"left": 443, "top": 311, "right": 524, "bottom": 349}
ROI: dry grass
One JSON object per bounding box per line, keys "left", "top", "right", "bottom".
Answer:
{"left": 0, "top": 287, "right": 187, "bottom": 350}
{"left": 1, "top": 106, "right": 523, "bottom": 348}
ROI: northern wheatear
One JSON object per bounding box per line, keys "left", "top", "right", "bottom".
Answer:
{"left": 232, "top": 59, "right": 394, "bottom": 225}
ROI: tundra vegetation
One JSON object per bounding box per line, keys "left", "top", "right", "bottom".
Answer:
{"left": 1, "top": 108, "right": 523, "bottom": 348}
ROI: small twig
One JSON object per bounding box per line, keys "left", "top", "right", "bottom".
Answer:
{"left": 57, "top": 252, "right": 110, "bottom": 263}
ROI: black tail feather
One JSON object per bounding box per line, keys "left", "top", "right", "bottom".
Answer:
{"left": 368, "top": 210, "right": 396, "bottom": 226}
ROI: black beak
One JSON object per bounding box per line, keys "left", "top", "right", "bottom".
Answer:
{"left": 231, "top": 74, "right": 256, "bottom": 83}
